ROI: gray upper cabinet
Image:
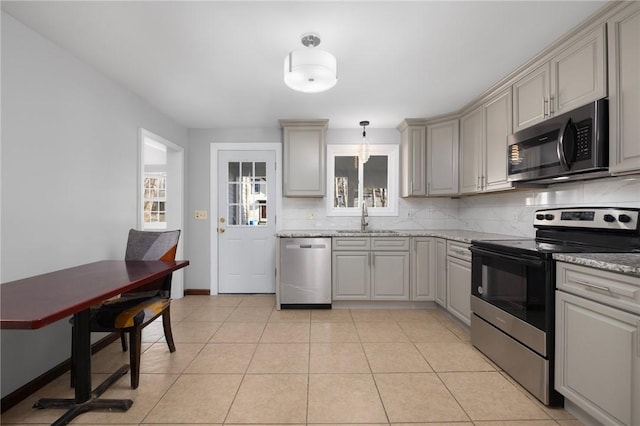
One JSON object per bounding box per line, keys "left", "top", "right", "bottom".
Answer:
{"left": 398, "top": 119, "right": 427, "bottom": 197}
{"left": 460, "top": 106, "right": 483, "bottom": 194}
{"left": 280, "top": 119, "right": 328, "bottom": 197}
{"left": 426, "top": 119, "right": 459, "bottom": 195}
{"left": 460, "top": 88, "right": 513, "bottom": 195}
{"left": 551, "top": 24, "right": 607, "bottom": 116}
{"left": 513, "top": 24, "right": 607, "bottom": 132}
{"left": 608, "top": 2, "right": 640, "bottom": 175}
{"left": 513, "top": 63, "right": 550, "bottom": 132}
{"left": 483, "top": 88, "right": 513, "bottom": 192}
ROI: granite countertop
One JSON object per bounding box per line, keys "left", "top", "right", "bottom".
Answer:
{"left": 553, "top": 253, "right": 640, "bottom": 278}
{"left": 276, "top": 229, "right": 527, "bottom": 244}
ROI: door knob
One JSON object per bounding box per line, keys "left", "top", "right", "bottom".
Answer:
{"left": 217, "top": 227, "right": 225, "bottom": 233}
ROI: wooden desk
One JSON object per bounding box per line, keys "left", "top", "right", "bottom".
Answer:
{"left": 0, "top": 260, "right": 190, "bottom": 425}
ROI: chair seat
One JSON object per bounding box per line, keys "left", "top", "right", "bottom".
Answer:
{"left": 91, "top": 295, "right": 170, "bottom": 329}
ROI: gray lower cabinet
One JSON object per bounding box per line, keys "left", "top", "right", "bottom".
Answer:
{"left": 332, "top": 250, "right": 370, "bottom": 300}
{"left": 555, "top": 262, "right": 640, "bottom": 425}
{"left": 445, "top": 241, "right": 472, "bottom": 325}
{"left": 332, "top": 237, "right": 409, "bottom": 301}
{"left": 411, "top": 237, "right": 435, "bottom": 301}
{"left": 434, "top": 238, "right": 447, "bottom": 307}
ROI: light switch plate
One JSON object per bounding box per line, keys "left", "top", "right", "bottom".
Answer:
{"left": 195, "top": 210, "right": 208, "bottom": 220}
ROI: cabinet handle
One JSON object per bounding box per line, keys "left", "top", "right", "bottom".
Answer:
{"left": 573, "top": 279, "right": 610, "bottom": 293}
{"left": 550, "top": 96, "right": 555, "bottom": 116}
{"left": 543, "top": 98, "right": 549, "bottom": 118}
{"left": 477, "top": 176, "right": 481, "bottom": 190}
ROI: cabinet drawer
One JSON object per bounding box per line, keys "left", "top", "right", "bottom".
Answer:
{"left": 447, "top": 241, "right": 471, "bottom": 261}
{"left": 371, "top": 237, "right": 409, "bottom": 251}
{"left": 332, "top": 237, "right": 370, "bottom": 251}
{"left": 556, "top": 262, "right": 640, "bottom": 315}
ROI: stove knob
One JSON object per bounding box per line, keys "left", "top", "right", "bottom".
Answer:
{"left": 544, "top": 214, "right": 554, "bottom": 220}
{"left": 604, "top": 214, "right": 616, "bottom": 223}
{"left": 618, "top": 214, "right": 632, "bottom": 223}
{"left": 536, "top": 214, "right": 545, "bottom": 220}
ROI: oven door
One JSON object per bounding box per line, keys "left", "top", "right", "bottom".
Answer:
{"left": 470, "top": 246, "right": 551, "bottom": 356}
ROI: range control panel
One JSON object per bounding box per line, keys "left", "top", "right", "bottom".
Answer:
{"left": 533, "top": 207, "right": 640, "bottom": 232}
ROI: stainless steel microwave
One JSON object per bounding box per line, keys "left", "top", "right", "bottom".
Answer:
{"left": 507, "top": 99, "right": 608, "bottom": 184}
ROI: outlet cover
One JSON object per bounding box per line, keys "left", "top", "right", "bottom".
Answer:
{"left": 195, "top": 210, "right": 208, "bottom": 220}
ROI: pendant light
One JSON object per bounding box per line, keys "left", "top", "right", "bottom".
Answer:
{"left": 360, "top": 120, "right": 370, "bottom": 164}
{"left": 284, "top": 34, "right": 337, "bottom": 93}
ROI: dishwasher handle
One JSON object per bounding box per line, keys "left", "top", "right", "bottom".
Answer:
{"left": 285, "top": 243, "right": 328, "bottom": 249}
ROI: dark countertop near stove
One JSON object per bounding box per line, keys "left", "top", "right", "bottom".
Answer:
{"left": 553, "top": 253, "right": 640, "bottom": 278}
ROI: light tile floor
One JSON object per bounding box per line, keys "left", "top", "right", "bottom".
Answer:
{"left": 1, "top": 295, "right": 583, "bottom": 425}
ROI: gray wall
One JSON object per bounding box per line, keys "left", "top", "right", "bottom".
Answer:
{"left": 0, "top": 12, "right": 187, "bottom": 397}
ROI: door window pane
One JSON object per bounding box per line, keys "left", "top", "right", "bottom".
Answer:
{"left": 228, "top": 162, "right": 240, "bottom": 182}
{"left": 227, "top": 161, "right": 268, "bottom": 226}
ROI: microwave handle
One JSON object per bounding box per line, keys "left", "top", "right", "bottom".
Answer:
{"left": 558, "top": 117, "right": 576, "bottom": 171}
{"left": 470, "top": 246, "right": 545, "bottom": 268}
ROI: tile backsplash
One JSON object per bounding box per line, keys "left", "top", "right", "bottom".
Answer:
{"left": 282, "top": 176, "right": 640, "bottom": 238}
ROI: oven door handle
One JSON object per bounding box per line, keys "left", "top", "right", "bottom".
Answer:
{"left": 470, "top": 246, "right": 545, "bottom": 268}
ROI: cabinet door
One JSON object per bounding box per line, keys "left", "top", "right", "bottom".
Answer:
{"left": 400, "top": 124, "right": 426, "bottom": 197}
{"left": 555, "top": 291, "right": 640, "bottom": 425}
{"left": 551, "top": 25, "right": 607, "bottom": 116}
{"left": 513, "top": 63, "right": 551, "bottom": 132}
{"left": 459, "top": 107, "right": 483, "bottom": 194}
{"left": 483, "top": 88, "right": 513, "bottom": 192}
{"left": 446, "top": 256, "right": 471, "bottom": 326}
{"left": 372, "top": 251, "right": 410, "bottom": 300}
{"left": 427, "top": 119, "right": 459, "bottom": 195}
{"left": 281, "top": 120, "right": 328, "bottom": 197}
{"left": 411, "top": 238, "right": 434, "bottom": 301}
{"left": 608, "top": 2, "right": 640, "bottom": 175}
{"left": 434, "top": 238, "right": 447, "bottom": 308}
{"left": 332, "top": 251, "right": 370, "bottom": 300}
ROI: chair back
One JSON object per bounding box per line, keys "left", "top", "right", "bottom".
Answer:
{"left": 124, "top": 229, "right": 181, "bottom": 296}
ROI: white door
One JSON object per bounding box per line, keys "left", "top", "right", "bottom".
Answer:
{"left": 217, "top": 150, "right": 276, "bottom": 293}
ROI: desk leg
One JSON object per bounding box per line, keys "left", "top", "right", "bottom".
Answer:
{"left": 33, "top": 309, "right": 133, "bottom": 425}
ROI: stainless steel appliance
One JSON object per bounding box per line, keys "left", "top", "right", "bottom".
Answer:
{"left": 279, "top": 237, "right": 331, "bottom": 308}
{"left": 470, "top": 207, "right": 640, "bottom": 406}
{"left": 507, "top": 98, "right": 608, "bottom": 184}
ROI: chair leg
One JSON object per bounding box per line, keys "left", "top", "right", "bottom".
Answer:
{"left": 162, "top": 308, "right": 176, "bottom": 353}
{"left": 70, "top": 326, "right": 76, "bottom": 388}
{"left": 128, "top": 328, "right": 142, "bottom": 389}
{"left": 120, "top": 331, "right": 128, "bottom": 352}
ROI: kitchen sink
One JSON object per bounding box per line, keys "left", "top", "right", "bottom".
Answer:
{"left": 335, "top": 229, "right": 399, "bottom": 234}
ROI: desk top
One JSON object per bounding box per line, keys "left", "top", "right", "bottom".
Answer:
{"left": 0, "top": 260, "right": 189, "bottom": 330}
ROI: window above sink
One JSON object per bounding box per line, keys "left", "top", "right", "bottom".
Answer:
{"left": 327, "top": 144, "right": 399, "bottom": 217}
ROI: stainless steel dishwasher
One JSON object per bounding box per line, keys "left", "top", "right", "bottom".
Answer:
{"left": 279, "top": 238, "right": 331, "bottom": 308}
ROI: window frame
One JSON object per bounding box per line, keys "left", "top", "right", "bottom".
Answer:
{"left": 143, "top": 173, "right": 168, "bottom": 229}
{"left": 326, "top": 144, "right": 399, "bottom": 217}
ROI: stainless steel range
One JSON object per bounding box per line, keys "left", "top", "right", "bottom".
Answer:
{"left": 470, "top": 207, "right": 640, "bottom": 406}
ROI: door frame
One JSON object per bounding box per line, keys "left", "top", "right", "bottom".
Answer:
{"left": 138, "top": 128, "right": 185, "bottom": 298}
{"left": 210, "top": 143, "right": 282, "bottom": 295}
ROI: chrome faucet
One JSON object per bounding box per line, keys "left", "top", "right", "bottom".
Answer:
{"left": 361, "top": 202, "right": 369, "bottom": 232}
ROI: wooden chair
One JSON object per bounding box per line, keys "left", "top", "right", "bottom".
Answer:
{"left": 71, "top": 229, "right": 181, "bottom": 389}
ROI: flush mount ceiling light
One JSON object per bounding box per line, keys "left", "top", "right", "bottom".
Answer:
{"left": 360, "top": 120, "right": 370, "bottom": 164}
{"left": 284, "top": 33, "right": 337, "bottom": 93}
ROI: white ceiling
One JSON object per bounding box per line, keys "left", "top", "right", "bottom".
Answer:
{"left": 1, "top": 1, "right": 607, "bottom": 129}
